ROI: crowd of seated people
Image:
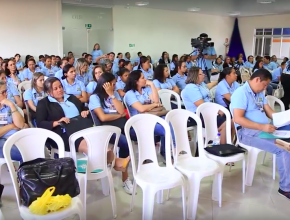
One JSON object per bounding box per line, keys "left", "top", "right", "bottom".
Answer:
{"left": 0, "top": 43, "right": 290, "bottom": 200}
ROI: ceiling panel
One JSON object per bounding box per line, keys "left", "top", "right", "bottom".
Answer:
{"left": 62, "top": 0, "right": 290, "bottom": 17}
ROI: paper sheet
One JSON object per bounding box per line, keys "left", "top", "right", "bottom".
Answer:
{"left": 272, "top": 110, "right": 290, "bottom": 128}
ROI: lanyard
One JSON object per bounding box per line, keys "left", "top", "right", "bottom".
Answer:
{"left": 250, "top": 92, "right": 264, "bottom": 112}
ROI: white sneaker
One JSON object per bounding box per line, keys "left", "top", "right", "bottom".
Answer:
{"left": 123, "top": 178, "right": 136, "bottom": 195}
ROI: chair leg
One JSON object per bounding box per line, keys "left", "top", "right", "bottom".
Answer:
{"left": 273, "top": 154, "right": 276, "bottom": 180}
{"left": 242, "top": 159, "right": 246, "bottom": 193}
{"left": 246, "top": 150, "right": 259, "bottom": 186}
{"left": 156, "top": 190, "right": 163, "bottom": 204}
{"left": 181, "top": 182, "right": 187, "bottom": 220}
{"left": 130, "top": 180, "right": 137, "bottom": 212}
{"left": 107, "top": 172, "right": 117, "bottom": 218}
{"left": 212, "top": 166, "right": 224, "bottom": 203}
{"left": 77, "top": 175, "right": 87, "bottom": 217}
{"left": 187, "top": 178, "right": 201, "bottom": 220}
{"left": 261, "top": 151, "right": 267, "bottom": 165}
{"left": 142, "top": 188, "right": 155, "bottom": 220}
{"left": 101, "top": 177, "right": 110, "bottom": 196}
{"left": 166, "top": 189, "right": 170, "bottom": 200}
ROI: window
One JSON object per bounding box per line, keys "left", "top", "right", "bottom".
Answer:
{"left": 253, "top": 28, "right": 290, "bottom": 58}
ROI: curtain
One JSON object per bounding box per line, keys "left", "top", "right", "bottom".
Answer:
{"left": 228, "top": 18, "right": 246, "bottom": 61}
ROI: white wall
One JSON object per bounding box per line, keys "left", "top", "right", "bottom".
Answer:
{"left": 0, "top": 0, "right": 63, "bottom": 60}
{"left": 239, "top": 14, "right": 290, "bottom": 57}
{"left": 112, "top": 6, "right": 234, "bottom": 61}
{"left": 62, "top": 4, "right": 113, "bottom": 58}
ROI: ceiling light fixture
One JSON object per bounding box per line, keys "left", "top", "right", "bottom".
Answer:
{"left": 257, "top": 0, "right": 275, "bottom": 3}
{"left": 229, "top": 11, "right": 240, "bottom": 16}
{"left": 135, "top": 2, "right": 149, "bottom": 6}
{"left": 187, "top": 7, "right": 200, "bottom": 12}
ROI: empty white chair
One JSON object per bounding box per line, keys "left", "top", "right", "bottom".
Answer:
{"left": 3, "top": 128, "right": 85, "bottom": 220}
{"left": 17, "top": 81, "right": 31, "bottom": 93}
{"left": 196, "top": 103, "right": 245, "bottom": 194}
{"left": 124, "top": 114, "right": 186, "bottom": 220}
{"left": 69, "top": 126, "right": 120, "bottom": 219}
{"left": 165, "top": 109, "right": 222, "bottom": 220}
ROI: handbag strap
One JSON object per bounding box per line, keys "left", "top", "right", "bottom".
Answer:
{"left": 33, "top": 165, "right": 62, "bottom": 187}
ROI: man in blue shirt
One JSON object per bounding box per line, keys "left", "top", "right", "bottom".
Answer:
{"left": 231, "top": 69, "right": 290, "bottom": 200}
{"left": 192, "top": 34, "right": 216, "bottom": 83}
{"left": 270, "top": 62, "right": 286, "bottom": 89}
{"left": 263, "top": 56, "right": 276, "bottom": 71}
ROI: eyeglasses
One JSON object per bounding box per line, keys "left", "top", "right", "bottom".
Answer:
{"left": 0, "top": 89, "right": 7, "bottom": 95}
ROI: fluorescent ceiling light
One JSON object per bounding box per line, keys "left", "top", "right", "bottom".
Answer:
{"left": 135, "top": 2, "right": 149, "bottom": 6}
{"left": 229, "top": 11, "right": 240, "bottom": 16}
{"left": 188, "top": 7, "right": 200, "bottom": 12}
{"left": 257, "top": 0, "right": 275, "bottom": 3}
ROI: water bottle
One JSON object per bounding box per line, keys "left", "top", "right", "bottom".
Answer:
{"left": 212, "top": 133, "right": 221, "bottom": 145}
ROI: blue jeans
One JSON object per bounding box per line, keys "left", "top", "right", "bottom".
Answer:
{"left": 0, "top": 138, "right": 22, "bottom": 162}
{"left": 238, "top": 125, "right": 290, "bottom": 191}
{"left": 110, "top": 131, "right": 137, "bottom": 158}
{"left": 267, "top": 85, "right": 273, "bottom": 95}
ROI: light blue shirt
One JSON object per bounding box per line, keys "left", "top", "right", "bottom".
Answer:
{"left": 133, "top": 66, "right": 138, "bottom": 71}
{"left": 234, "top": 62, "right": 244, "bottom": 69}
{"left": 7, "top": 76, "right": 20, "bottom": 86}
{"left": 125, "top": 87, "right": 152, "bottom": 116}
{"left": 230, "top": 81, "right": 268, "bottom": 126}
{"left": 153, "top": 78, "right": 176, "bottom": 90}
{"left": 140, "top": 68, "right": 154, "bottom": 80}
{"left": 272, "top": 67, "right": 283, "bottom": 82}
{"left": 62, "top": 79, "right": 86, "bottom": 96}
{"left": 170, "top": 62, "right": 176, "bottom": 71}
{"left": 244, "top": 61, "right": 255, "bottom": 68}
{"left": 172, "top": 73, "right": 187, "bottom": 90}
{"left": 86, "top": 81, "right": 97, "bottom": 94}
{"left": 115, "top": 77, "right": 126, "bottom": 92}
{"left": 23, "top": 88, "right": 46, "bottom": 106}
{"left": 185, "top": 61, "right": 192, "bottom": 69}
{"left": 215, "top": 79, "right": 240, "bottom": 107}
{"left": 112, "top": 63, "right": 119, "bottom": 77}
{"left": 89, "top": 91, "right": 121, "bottom": 114}
{"left": 193, "top": 47, "right": 216, "bottom": 70}
{"left": 37, "top": 61, "right": 45, "bottom": 69}
{"left": 48, "top": 94, "right": 79, "bottom": 119}
{"left": 42, "top": 67, "right": 55, "bottom": 77}
{"left": 124, "top": 58, "right": 134, "bottom": 64}
{"left": 91, "top": 50, "right": 103, "bottom": 62}
{"left": 134, "top": 57, "right": 140, "bottom": 65}
{"left": 23, "top": 68, "right": 42, "bottom": 80}
{"left": 263, "top": 62, "right": 276, "bottom": 71}
{"left": 76, "top": 72, "right": 90, "bottom": 86}
{"left": 213, "top": 63, "right": 223, "bottom": 72}
{"left": 181, "top": 82, "right": 211, "bottom": 113}
{"left": 16, "top": 61, "right": 24, "bottom": 70}
{"left": 51, "top": 65, "right": 60, "bottom": 73}
{"left": 0, "top": 103, "right": 19, "bottom": 138}
{"left": 6, "top": 83, "right": 20, "bottom": 104}
{"left": 55, "top": 69, "right": 63, "bottom": 80}
{"left": 272, "top": 61, "right": 279, "bottom": 69}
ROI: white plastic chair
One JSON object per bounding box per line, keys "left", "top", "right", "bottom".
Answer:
{"left": 17, "top": 81, "right": 31, "bottom": 93}
{"left": 230, "top": 104, "right": 276, "bottom": 185}
{"left": 158, "top": 89, "right": 181, "bottom": 110}
{"left": 123, "top": 94, "right": 132, "bottom": 118}
{"left": 3, "top": 128, "right": 85, "bottom": 220}
{"left": 0, "top": 209, "right": 4, "bottom": 220}
{"left": 24, "top": 102, "right": 34, "bottom": 128}
{"left": 165, "top": 109, "right": 222, "bottom": 220}
{"left": 124, "top": 114, "right": 186, "bottom": 220}
{"left": 196, "top": 103, "right": 245, "bottom": 193}
{"left": 69, "top": 126, "right": 120, "bottom": 219}
{"left": 209, "top": 85, "right": 217, "bottom": 102}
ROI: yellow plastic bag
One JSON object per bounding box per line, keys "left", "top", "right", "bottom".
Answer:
{"left": 29, "top": 186, "right": 72, "bottom": 215}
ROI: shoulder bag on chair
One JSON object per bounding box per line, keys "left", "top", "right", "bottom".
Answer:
{"left": 205, "top": 144, "right": 246, "bottom": 157}
{"left": 18, "top": 157, "right": 80, "bottom": 206}
{"left": 273, "top": 82, "right": 284, "bottom": 99}
{"left": 146, "top": 106, "right": 169, "bottom": 117}
{"left": 59, "top": 115, "right": 94, "bottom": 137}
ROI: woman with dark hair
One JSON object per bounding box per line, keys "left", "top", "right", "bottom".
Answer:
{"left": 124, "top": 70, "right": 175, "bottom": 161}
{"left": 86, "top": 65, "right": 104, "bottom": 97}
{"left": 283, "top": 57, "right": 289, "bottom": 63}
{"left": 213, "top": 57, "right": 223, "bottom": 72}
{"left": 61, "top": 64, "right": 87, "bottom": 103}
{"left": 0, "top": 61, "right": 7, "bottom": 71}
{"left": 6, "top": 59, "right": 20, "bottom": 86}
{"left": 215, "top": 67, "right": 239, "bottom": 108}
{"left": 234, "top": 56, "right": 244, "bottom": 69}
{"left": 223, "top": 56, "right": 232, "bottom": 69}
{"left": 185, "top": 55, "right": 193, "bottom": 69}
{"left": 138, "top": 56, "right": 153, "bottom": 80}
{"left": 170, "top": 54, "right": 179, "bottom": 71}
{"left": 91, "top": 43, "right": 103, "bottom": 63}
{"left": 230, "top": 57, "right": 236, "bottom": 66}
{"left": 89, "top": 73, "right": 134, "bottom": 194}
{"left": 147, "top": 55, "right": 154, "bottom": 64}
{"left": 116, "top": 68, "right": 130, "bottom": 99}
{"left": 159, "top": 51, "right": 170, "bottom": 65}
{"left": 153, "top": 65, "right": 180, "bottom": 94}
{"left": 244, "top": 56, "right": 255, "bottom": 69}
{"left": 253, "top": 60, "right": 264, "bottom": 72}
{"left": 14, "top": 54, "right": 24, "bottom": 71}
{"left": 122, "top": 61, "right": 133, "bottom": 72}
{"left": 23, "top": 58, "right": 42, "bottom": 81}
{"left": 172, "top": 61, "right": 188, "bottom": 90}
{"left": 23, "top": 55, "right": 33, "bottom": 69}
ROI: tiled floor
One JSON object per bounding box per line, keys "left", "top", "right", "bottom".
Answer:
{"left": 0, "top": 151, "right": 290, "bottom": 220}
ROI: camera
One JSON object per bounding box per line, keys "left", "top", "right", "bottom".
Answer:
{"left": 191, "top": 33, "right": 214, "bottom": 51}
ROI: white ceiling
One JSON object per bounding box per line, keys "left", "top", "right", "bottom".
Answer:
{"left": 61, "top": 0, "right": 290, "bottom": 17}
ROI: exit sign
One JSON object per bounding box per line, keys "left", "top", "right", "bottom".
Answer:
{"left": 85, "top": 24, "right": 92, "bottom": 29}
{"left": 129, "top": 44, "right": 135, "bottom": 48}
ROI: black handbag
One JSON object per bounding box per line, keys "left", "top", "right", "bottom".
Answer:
{"left": 59, "top": 115, "right": 93, "bottom": 136}
{"left": 17, "top": 157, "right": 80, "bottom": 206}
{"left": 205, "top": 144, "right": 246, "bottom": 157}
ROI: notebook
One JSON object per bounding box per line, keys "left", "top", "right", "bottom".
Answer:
{"left": 77, "top": 159, "right": 102, "bottom": 174}
{"left": 272, "top": 110, "right": 290, "bottom": 128}
{"left": 258, "top": 130, "right": 290, "bottom": 139}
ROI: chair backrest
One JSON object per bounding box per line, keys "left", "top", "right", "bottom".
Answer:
{"left": 89, "top": 110, "right": 101, "bottom": 126}
{"left": 165, "top": 109, "right": 205, "bottom": 158}
{"left": 17, "top": 81, "right": 31, "bottom": 93}
{"left": 229, "top": 103, "right": 241, "bottom": 145}
{"left": 158, "top": 89, "right": 181, "bottom": 110}
{"left": 16, "top": 106, "right": 24, "bottom": 117}
{"left": 44, "top": 76, "right": 48, "bottom": 81}
{"left": 24, "top": 102, "right": 34, "bottom": 127}
{"left": 196, "top": 102, "right": 232, "bottom": 146}
{"left": 3, "top": 128, "right": 65, "bottom": 208}
{"left": 266, "top": 95, "right": 285, "bottom": 112}
{"left": 123, "top": 93, "right": 131, "bottom": 118}
{"left": 69, "top": 126, "right": 121, "bottom": 178}
{"left": 124, "top": 114, "right": 172, "bottom": 177}
{"left": 209, "top": 85, "right": 217, "bottom": 102}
